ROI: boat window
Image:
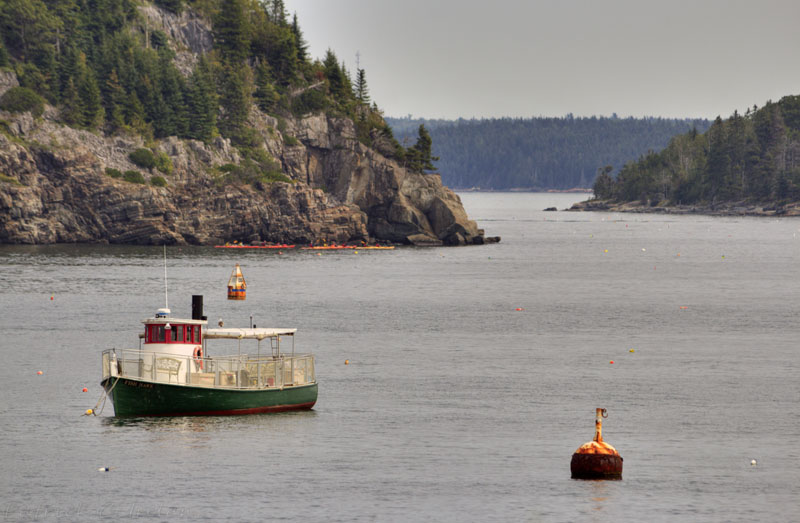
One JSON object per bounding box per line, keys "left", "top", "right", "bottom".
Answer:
{"left": 152, "top": 325, "right": 164, "bottom": 343}
{"left": 171, "top": 325, "right": 183, "bottom": 342}
{"left": 193, "top": 325, "right": 200, "bottom": 343}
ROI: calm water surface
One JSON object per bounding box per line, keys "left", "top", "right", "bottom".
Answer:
{"left": 1, "top": 192, "right": 799, "bottom": 522}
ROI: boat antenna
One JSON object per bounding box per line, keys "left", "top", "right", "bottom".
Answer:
{"left": 163, "top": 245, "right": 169, "bottom": 309}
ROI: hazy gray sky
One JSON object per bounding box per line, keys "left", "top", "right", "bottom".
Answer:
{"left": 284, "top": 0, "right": 800, "bottom": 120}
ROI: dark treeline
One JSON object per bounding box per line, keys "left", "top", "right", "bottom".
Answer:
{"left": 386, "top": 116, "right": 711, "bottom": 190}
{"left": 0, "top": 0, "right": 438, "bottom": 179}
{"left": 593, "top": 96, "right": 800, "bottom": 205}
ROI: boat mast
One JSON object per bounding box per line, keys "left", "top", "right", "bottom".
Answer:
{"left": 163, "top": 245, "right": 168, "bottom": 309}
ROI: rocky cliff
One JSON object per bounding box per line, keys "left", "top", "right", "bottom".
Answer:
{"left": 0, "top": 6, "right": 491, "bottom": 246}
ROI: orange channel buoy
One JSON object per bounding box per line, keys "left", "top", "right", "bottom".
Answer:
{"left": 82, "top": 387, "right": 88, "bottom": 392}
{"left": 609, "top": 360, "right": 614, "bottom": 364}
{"left": 515, "top": 308, "right": 524, "bottom": 311}
{"left": 679, "top": 306, "right": 688, "bottom": 309}
{"left": 50, "top": 295, "right": 54, "bottom": 300}
{"left": 571, "top": 408, "right": 623, "bottom": 479}
{"left": 345, "top": 359, "right": 350, "bottom": 365}
{"left": 37, "top": 371, "right": 43, "bottom": 375}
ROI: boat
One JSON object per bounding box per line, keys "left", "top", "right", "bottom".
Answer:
{"left": 227, "top": 263, "right": 246, "bottom": 300}
{"left": 299, "top": 244, "right": 395, "bottom": 250}
{"left": 213, "top": 244, "right": 295, "bottom": 249}
{"left": 99, "top": 295, "right": 317, "bottom": 416}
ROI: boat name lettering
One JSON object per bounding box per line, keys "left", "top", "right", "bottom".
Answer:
{"left": 123, "top": 380, "right": 154, "bottom": 389}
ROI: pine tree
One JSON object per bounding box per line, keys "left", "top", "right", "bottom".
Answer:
{"left": 105, "top": 69, "right": 125, "bottom": 130}
{"left": 355, "top": 68, "right": 369, "bottom": 104}
{"left": 254, "top": 60, "right": 278, "bottom": 113}
{"left": 323, "top": 49, "right": 349, "bottom": 100}
{"left": 123, "top": 90, "right": 146, "bottom": 132}
{"left": 214, "top": 0, "right": 250, "bottom": 63}
{"left": 187, "top": 58, "right": 218, "bottom": 142}
{"left": 0, "top": 0, "right": 60, "bottom": 61}
{"left": 290, "top": 12, "right": 307, "bottom": 62}
{"left": 78, "top": 70, "right": 104, "bottom": 128}
{"left": 60, "top": 77, "right": 82, "bottom": 125}
{"left": 593, "top": 166, "right": 615, "bottom": 199}
{"left": 409, "top": 124, "right": 438, "bottom": 172}
{"left": 218, "top": 64, "right": 252, "bottom": 142}
{"left": 269, "top": 0, "right": 287, "bottom": 25}
{"left": 0, "top": 43, "right": 9, "bottom": 67}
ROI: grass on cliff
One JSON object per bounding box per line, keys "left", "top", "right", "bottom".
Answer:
{"left": 0, "top": 172, "right": 22, "bottom": 185}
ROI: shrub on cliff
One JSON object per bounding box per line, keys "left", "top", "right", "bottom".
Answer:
{"left": 0, "top": 87, "right": 44, "bottom": 118}
{"left": 123, "top": 170, "right": 146, "bottom": 184}
{"left": 150, "top": 176, "right": 168, "bottom": 187}
{"left": 129, "top": 149, "right": 156, "bottom": 169}
{"left": 154, "top": 152, "right": 173, "bottom": 175}
{"left": 105, "top": 168, "right": 122, "bottom": 178}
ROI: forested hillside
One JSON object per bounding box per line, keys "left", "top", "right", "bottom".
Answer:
{"left": 386, "top": 116, "right": 710, "bottom": 190}
{"left": 0, "top": 0, "right": 483, "bottom": 246}
{"left": 0, "top": 0, "right": 438, "bottom": 175}
{"left": 593, "top": 96, "right": 800, "bottom": 206}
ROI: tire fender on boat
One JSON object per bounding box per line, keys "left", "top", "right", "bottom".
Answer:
{"left": 193, "top": 346, "right": 203, "bottom": 370}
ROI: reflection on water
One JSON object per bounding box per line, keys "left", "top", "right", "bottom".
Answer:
{"left": 102, "top": 409, "right": 318, "bottom": 431}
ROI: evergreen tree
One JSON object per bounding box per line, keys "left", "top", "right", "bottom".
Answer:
{"left": 593, "top": 166, "right": 615, "bottom": 199}
{"left": 214, "top": 0, "right": 250, "bottom": 63}
{"left": 407, "top": 124, "right": 438, "bottom": 172}
{"left": 60, "top": 77, "right": 82, "bottom": 125}
{"left": 254, "top": 60, "right": 278, "bottom": 113}
{"left": 32, "top": 45, "right": 59, "bottom": 102}
{"left": 105, "top": 69, "right": 126, "bottom": 130}
{"left": 0, "top": 0, "right": 60, "bottom": 61}
{"left": 0, "top": 43, "right": 9, "bottom": 67}
{"left": 58, "top": 44, "right": 81, "bottom": 101}
{"left": 218, "top": 64, "right": 252, "bottom": 142}
{"left": 187, "top": 58, "right": 218, "bottom": 142}
{"left": 78, "top": 70, "right": 104, "bottom": 128}
{"left": 290, "top": 12, "right": 307, "bottom": 62}
{"left": 269, "top": 0, "right": 287, "bottom": 25}
{"left": 355, "top": 68, "right": 369, "bottom": 104}
{"left": 706, "top": 116, "right": 728, "bottom": 201}
{"left": 323, "top": 49, "right": 349, "bottom": 100}
{"left": 123, "top": 90, "right": 147, "bottom": 135}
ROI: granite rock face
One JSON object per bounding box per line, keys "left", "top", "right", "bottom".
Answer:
{"left": 0, "top": 67, "right": 486, "bottom": 246}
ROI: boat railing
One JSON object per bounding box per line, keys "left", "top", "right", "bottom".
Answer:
{"left": 102, "top": 348, "right": 315, "bottom": 390}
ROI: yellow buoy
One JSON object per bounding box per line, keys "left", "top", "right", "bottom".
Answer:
{"left": 85, "top": 409, "right": 93, "bottom": 416}
{"left": 227, "top": 263, "right": 246, "bottom": 300}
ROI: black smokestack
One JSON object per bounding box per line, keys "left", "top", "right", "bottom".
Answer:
{"left": 192, "top": 295, "right": 205, "bottom": 320}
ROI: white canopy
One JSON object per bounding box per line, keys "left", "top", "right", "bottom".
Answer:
{"left": 204, "top": 328, "right": 296, "bottom": 340}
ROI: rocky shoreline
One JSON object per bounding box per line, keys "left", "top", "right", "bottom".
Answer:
{"left": 0, "top": 71, "right": 493, "bottom": 246}
{"left": 567, "top": 199, "right": 800, "bottom": 217}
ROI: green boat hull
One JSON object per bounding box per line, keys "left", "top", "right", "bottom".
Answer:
{"left": 101, "top": 377, "right": 317, "bottom": 417}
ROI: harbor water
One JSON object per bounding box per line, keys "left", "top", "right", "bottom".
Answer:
{"left": 1, "top": 192, "right": 799, "bottom": 522}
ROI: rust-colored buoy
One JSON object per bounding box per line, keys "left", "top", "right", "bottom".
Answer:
{"left": 227, "top": 263, "right": 246, "bottom": 300}
{"left": 571, "top": 408, "right": 623, "bottom": 480}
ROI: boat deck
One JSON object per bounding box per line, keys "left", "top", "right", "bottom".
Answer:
{"left": 102, "top": 349, "right": 315, "bottom": 390}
